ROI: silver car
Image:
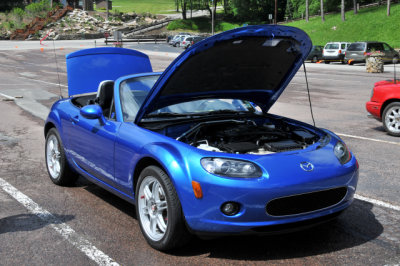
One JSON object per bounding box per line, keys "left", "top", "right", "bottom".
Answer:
{"left": 323, "top": 42, "right": 351, "bottom": 64}
{"left": 345, "top": 42, "right": 399, "bottom": 64}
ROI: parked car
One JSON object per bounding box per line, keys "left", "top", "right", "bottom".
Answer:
{"left": 366, "top": 79, "right": 400, "bottom": 136}
{"left": 345, "top": 41, "right": 399, "bottom": 65}
{"left": 169, "top": 34, "right": 189, "bottom": 47}
{"left": 178, "top": 36, "right": 194, "bottom": 49}
{"left": 181, "top": 36, "right": 205, "bottom": 49}
{"left": 306, "top": 45, "right": 323, "bottom": 63}
{"left": 44, "top": 25, "right": 358, "bottom": 251}
{"left": 323, "top": 42, "right": 351, "bottom": 64}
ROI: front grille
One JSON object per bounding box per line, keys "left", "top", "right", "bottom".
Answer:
{"left": 266, "top": 187, "right": 347, "bottom": 216}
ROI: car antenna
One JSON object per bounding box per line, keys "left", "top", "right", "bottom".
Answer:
{"left": 52, "top": 39, "right": 63, "bottom": 99}
{"left": 302, "top": 62, "right": 316, "bottom": 128}
{"left": 394, "top": 61, "right": 397, "bottom": 84}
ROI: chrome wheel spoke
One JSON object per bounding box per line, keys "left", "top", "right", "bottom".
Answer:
{"left": 156, "top": 200, "right": 167, "bottom": 211}
{"left": 152, "top": 182, "right": 159, "bottom": 200}
{"left": 150, "top": 217, "right": 157, "bottom": 234}
{"left": 156, "top": 214, "right": 167, "bottom": 233}
{"left": 142, "top": 206, "right": 149, "bottom": 215}
{"left": 143, "top": 185, "right": 152, "bottom": 200}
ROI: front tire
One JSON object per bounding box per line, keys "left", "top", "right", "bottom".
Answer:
{"left": 136, "top": 166, "right": 191, "bottom": 250}
{"left": 383, "top": 102, "right": 400, "bottom": 136}
{"left": 45, "top": 128, "right": 78, "bottom": 186}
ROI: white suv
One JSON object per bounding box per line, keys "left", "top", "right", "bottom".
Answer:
{"left": 323, "top": 42, "right": 351, "bottom": 64}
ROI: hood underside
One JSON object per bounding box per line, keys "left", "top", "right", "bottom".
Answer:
{"left": 135, "top": 25, "right": 312, "bottom": 123}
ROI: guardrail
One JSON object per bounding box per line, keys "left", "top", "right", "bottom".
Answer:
{"left": 104, "top": 35, "right": 166, "bottom": 45}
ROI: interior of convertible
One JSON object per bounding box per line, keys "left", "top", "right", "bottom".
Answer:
{"left": 71, "top": 80, "right": 115, "bottom": 119}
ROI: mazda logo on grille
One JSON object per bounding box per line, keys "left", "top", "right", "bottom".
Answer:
{"left": 300, "top": 162, "right": 314, "bottom": 172}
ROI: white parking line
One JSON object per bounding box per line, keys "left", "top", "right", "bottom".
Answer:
{"left": 337, "top": 133, "right": 400, "bottom": 146}
{"left": 18, "top": 76, "right": 68, "bottom": 87}
{"left": 355, "top": 194, "right": 400, "bottom": 211}
{"left": 0, "top": 92, "right": 15, "bottom": 100}
{"left": 0, "top": 177, "right": 119, "bottom": 266}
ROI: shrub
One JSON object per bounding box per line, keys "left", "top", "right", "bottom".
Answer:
{"left": 25, "top": 0, "right": 51, "bottom": 15}
{"left": 11, "top": 7, "right": 25, "bottom": 18}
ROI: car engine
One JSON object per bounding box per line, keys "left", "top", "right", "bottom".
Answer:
{"left": 176, "top": 119, "right": 319, "bottom": 154}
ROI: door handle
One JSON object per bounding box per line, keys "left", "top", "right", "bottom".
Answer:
{"left": 70, "top": 115, "right": 79, "bottom": 124}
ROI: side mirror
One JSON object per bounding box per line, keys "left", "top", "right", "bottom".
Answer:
{"left": 81, "top": 105, "right": 108, "bottom": 125}
{"left": 80, "top": 105, "right": 103, "bottom": 119}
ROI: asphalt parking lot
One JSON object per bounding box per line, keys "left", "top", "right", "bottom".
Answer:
{"left": 0, "top": 40, "right": 400, "bottom": 265}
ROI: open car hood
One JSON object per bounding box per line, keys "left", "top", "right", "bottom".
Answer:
{"left": 66, "top": 47, "right": 152, "bottom": 96}
{"left": 135, "top": 25, "right": 312, "bottom": 123}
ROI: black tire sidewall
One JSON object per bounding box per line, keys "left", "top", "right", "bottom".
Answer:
{"left": 382, "top": 102, "right": 400, "bottom": 136}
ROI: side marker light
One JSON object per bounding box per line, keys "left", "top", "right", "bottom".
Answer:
{"left": 192, "top": 181, "right": 203, "bottom": 199}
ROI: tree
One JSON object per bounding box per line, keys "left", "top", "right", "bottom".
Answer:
{"left": 180, "top": 0, "right": 187, "bottom": 19}
{"left": 341, "top": 0, "right": 345, "bottom": 21}
{"left": 320, "top": 0, "right": 325, "bottom": 22}
{"left": 305, "top": 0, "right": 309, "bottom": 22}
{"left": 353, "top": 0, "right": 357, "bottom": 14}
{"left": 387, "top": 0, "right": 390, "bottom": 16}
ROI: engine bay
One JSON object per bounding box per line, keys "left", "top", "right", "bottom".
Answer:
{"left": 147, "top": 117, "right": 321, "bottom": 155}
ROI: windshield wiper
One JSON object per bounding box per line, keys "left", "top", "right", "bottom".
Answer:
{"left": 201, "top": 109, "right": 254, "bottom": 115}
{"left": 144, "top": 112, "right": 195, "bottom": 118}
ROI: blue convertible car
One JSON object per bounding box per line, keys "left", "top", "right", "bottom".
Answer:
{"left": 44, "top": 25, "right": 359, "bottom": 250}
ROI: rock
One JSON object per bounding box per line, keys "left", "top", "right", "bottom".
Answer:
{"left": 366, "top": 56, "right": 384, "bottom": 73}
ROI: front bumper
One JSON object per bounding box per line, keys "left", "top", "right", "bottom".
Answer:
{"left": 323, "top": 55, "right": 344, "bottom": 61}
{"left": 180, "top": 154, "right": 359, "bottom": 234}
{"left": 366, "top": 101, "right": 382, "bottom": 120}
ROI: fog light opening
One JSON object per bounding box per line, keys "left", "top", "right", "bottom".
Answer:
{"left": 221, "top": 202, "right": 240, "bottom": 216}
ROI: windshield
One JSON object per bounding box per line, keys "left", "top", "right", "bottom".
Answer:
{"left": 347, "top": 43, "right": 366, "bottom": 51}
{"left": 120, "top": 75, "right": 159, "bottom": 121}
{"left": 325, "top": 43, "right": 339, "bottom": 49}
{"left": 147, "top": 99, "right": 258, "bottom": 117}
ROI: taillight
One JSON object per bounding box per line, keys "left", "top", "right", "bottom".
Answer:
{"left": 364, "top": 52, "right": 367, "bottom": 56}
{"left": 191, "top": 41, "right": 194, "bottom": 45}
{"left": 182, "top": 41, "right": 186, "bottom": 44}
{"left": 339, "top": 50, "right": 342, "bottom": 54}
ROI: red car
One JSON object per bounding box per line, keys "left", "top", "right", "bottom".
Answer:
{"left": 366, "top": 79, "right": 400, "bottom": 136}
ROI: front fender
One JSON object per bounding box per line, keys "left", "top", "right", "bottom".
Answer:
{"left": 135, "top": 142, "right": 195, "bottom": 213}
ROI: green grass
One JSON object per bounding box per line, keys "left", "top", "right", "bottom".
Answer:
{"left": 286, "top": 3, "right": 400, "bottom": 48}
{"left": 167, "top": 17, "right": 241, "bottom": 33}
{"left": 105, "top": 0, "right": 176, "bottom": 14}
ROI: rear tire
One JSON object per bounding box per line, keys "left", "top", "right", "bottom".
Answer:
{"left": 324, "top": 61, "right": 330, "bottom": 64}
{"left": 382, "top": 102, "right": 400, "bottom": 137}
{"left": 312, "top": 56, "right": 318, "bottom": 63}
{"left": 393, "top": 56, "right": 399, "bottom": 64}
{"left": 136, "top": 166, "right": 191, "bottom": 250}
{"left": 45, "top": 128, "right": 78, "bottom": 186}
